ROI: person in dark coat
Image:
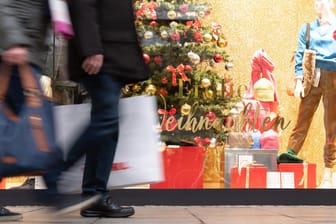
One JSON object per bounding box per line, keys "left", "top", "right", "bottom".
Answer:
{"left": 64, "top": 0, "right": 149, "bottom": 218}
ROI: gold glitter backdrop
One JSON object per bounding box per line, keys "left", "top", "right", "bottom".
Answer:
{"left": 204, "top": 0, "right": 332, "bottom": 183}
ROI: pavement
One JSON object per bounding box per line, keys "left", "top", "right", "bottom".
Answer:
{"left": 4, "top": 205, "right": 336, "bottom": 224}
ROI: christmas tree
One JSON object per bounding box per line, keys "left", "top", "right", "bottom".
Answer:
{"left": 125, "top": 0, "right": 241, "bottom": 146}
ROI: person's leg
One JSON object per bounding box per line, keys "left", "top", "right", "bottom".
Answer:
{"left": 277, "top": 84, "right": 322, "bottom": 163}
{"left": 319, "top": 70, "right": 336, "bottom": 188}
{"left": 74, "top": 74, "right": 134, "bottom": 218}
{"left": 62, "top": 73, "right": 123, "bottom": 195}
{"left": 0, "top": 207, "right": 22, "bottom": 222}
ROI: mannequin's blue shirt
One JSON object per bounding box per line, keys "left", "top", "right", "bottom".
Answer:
{"left": 295, "top": 18, "right": 336, "bottom": 77}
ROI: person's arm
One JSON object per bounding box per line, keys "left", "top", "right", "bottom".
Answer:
{"left": 68, "top": 0, "right": 103, "bottom": 74}
{"left": 68, "top": 0, "right": 103, "bottom": 58}
{"left": 0, "top": 0, "right": 30, "bottom": 64}
{"left": 293, "top": 23, "right": 308, "bottom": 98}
{"left": 0, "top": 0, "right": 31, "bottom": 51}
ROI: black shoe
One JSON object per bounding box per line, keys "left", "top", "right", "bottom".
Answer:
{"left": 53, "top": 193, "right": 102, "bottom": 216}
{"left": 80, "top": 195, "right": 135, "bottom": 218}
{"left": 0, "top": 207, "right": 22, "bottom": 222}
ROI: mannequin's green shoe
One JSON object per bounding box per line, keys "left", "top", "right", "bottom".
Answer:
{"left": 277, "top": 149, "right": 304, "bottom": 163}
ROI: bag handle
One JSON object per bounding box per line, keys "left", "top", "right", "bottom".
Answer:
{"left": 0, "top": 64, "right": 42, "bottom": 107}
{"left": 305, "top": 23, "right": 310, "bottom": 49}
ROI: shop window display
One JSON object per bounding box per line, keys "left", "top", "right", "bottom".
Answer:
{"left": 2, "top": 0, "right": 336, "bottom": 193}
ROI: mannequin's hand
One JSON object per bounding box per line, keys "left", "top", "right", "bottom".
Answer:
{"left": 82, "top": 54, "right": 103, "bottom": 75}
{"left": 294, "top": 79, "right": 304, "bottom": 98}
{"left": 2, "top": 47, "right": 28, "bottom": 65}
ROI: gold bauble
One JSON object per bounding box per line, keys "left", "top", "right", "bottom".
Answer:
{"left": 160, "top": 30, "right": 169, "bottom": 39}
{"left": 205, "top": 90, "right": 214, "bottom": 98}
{"left": 203, "top": 33, "right": 213, "bottom": 42}
{"left": 145, "top": 84, "right": 157, "bottom": 95}
{"left": 217, "top": 37, "right": 228, "bottom": 48}
{"left": 181, "top": 103, "right": 192, "bottom": 115}
{"left": 201, "top": 78, "right": 211, "bottom": 88}
{"left": 132, "top": 84, "right": 142, "bottom": 93}
{"left": 167, "top": 10, "right": 177, "bottom": 20}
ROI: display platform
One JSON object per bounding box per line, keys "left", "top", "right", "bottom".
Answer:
{"left": 1, "top": 189, "right": 336, "bottom": 206}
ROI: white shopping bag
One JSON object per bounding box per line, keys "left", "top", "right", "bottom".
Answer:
{"left": 54, "top": 95, "right": 164, "bottom": 193}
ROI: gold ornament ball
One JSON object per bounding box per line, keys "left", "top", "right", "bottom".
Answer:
{"left": 145, "top": 84, "right": 157, "bottom": 95}
{"left": 160, "top": 30, "right": 169, "bottom": 39}
{"left": 203, "top": 33, "right": 213, "bottom": 42}
{"left": 201, "top": 78, "right": 211, "bottom": 88}
{"left": 132, "top": 84, "right": 142, "bottom": 93}
{"left": 217, "top": 38, "right": 228, "bottom": 48}
{"left": 181, "top": 103, "right": 192, "bottom": 115}
{"left": 206, "top": 89, "right": 214, "bottom": 98}
{"left": 167, "top": 10, "right": 177, "bottom": 20}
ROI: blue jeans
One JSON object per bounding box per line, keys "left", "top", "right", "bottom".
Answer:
{"left": 64, "top": 73, "right": 124, "bottom": 194}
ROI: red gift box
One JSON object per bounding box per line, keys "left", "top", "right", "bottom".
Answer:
{"left": 230, "top": 165, "right": 267, "bottom": 188}
{"left": 0, "top": 178, "right": 5, "bottom": 189}
{"left": 278, "top": 163, "right": 316, "bottom": 189}
{"left": 150, "top": 146, "right": 205, "bottom": 189}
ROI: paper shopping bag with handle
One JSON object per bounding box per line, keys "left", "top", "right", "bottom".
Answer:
{"left": 55, "top": 95, "right": 164, "bottom": 193}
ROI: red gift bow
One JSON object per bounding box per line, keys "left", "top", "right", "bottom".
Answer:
{"left": 166, "top": 64, "right": 189, "bottom": 86}
{"left": 158, "top": 108, "right": 177, "bottom": 131}
{"left": 194, "top": 136, "right": 210, "bottom": 146}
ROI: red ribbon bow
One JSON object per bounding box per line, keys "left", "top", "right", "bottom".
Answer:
{"left": 166, "top": 64, "right": 189, "bottom": 86}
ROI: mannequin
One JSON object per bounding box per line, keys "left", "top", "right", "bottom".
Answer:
{"left": 278, "top": 0, "right": 336, "bottom": 188}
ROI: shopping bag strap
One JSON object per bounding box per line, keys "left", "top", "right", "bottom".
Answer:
{"left": 18, "top": 65, "right": 42, "bottom": 108}
{"left": 0, "top": 64, "right": 12, "bottom": 101}
{"left": 0, "top": 64, "right": 42, "bottom": 107}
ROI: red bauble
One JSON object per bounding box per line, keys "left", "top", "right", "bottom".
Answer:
{"left": 184, "top": 64, "right": 193, "bottom": 71}
{"left": 149, "top": 21, "right": 158, "bottom": 27}
{"left": 205, "top": 111, "right": 216, "bottom": 122}
{"left": 154, "top": 56, "right": 163, "bottom": 65}
{"left": 161, "top": 77, "right": 168, "bottom": 84}
{"left": 193, "top": 31, "right": 202, "bottom": 42}
{"left": 170, "top": 31, "right": 180, "bottom": 41}
{"left": 180, "top": 3, "right": 189, "bottom": 13}
{"left": 333, "top": 30, "right": 336, "bottom": 40}
{"left": 158, "top": 88, "right": 168, "bottom": 96}
{"left": 143, "top": 54, "right": 150, "bottom": 64}
{"left": 213, "top": 54, "right": 222, "bottom": 63}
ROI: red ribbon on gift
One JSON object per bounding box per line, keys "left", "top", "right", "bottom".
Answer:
{"left": 166, "top": 64, "right": 189, "bottom": 86}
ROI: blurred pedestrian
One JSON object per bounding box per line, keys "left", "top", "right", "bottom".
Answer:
{"left": 64, "top": 0, "right": 149, "bottom": 218}
{"left": 0, "top": 0, "right": 99, "bottom": 214}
